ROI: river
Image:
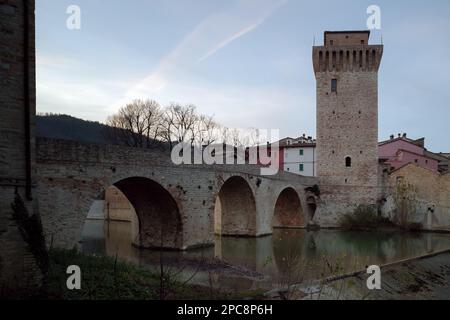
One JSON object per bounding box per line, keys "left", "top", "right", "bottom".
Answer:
{"left": 81, "top": 220, "right": 450, "bottom": 291}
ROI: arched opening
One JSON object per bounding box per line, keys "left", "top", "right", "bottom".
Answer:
{"left": 115, "top": 177, "right": 182, "bottom": 249}
{"left": 83, "top": 177, "right": 182, "bottom": 252}
{"left": 345, "top": 156, "right": 352, "bottom": 168}
{"left": 214, "top": 176, "right": 257, "bottom": 237}
{"left": 273, "top": 188, "right": 306, "bottom": 228}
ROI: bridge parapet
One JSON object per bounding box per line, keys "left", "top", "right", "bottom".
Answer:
{"left": 37, "top": 138, "right": 318, "bottom": 184}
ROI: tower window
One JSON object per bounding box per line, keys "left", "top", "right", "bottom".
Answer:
{"left": 361, "top": 40, "right": 365, "bottom": 45}
{"left": 299, "top": 149, "right": 304, "bottom": 156}
{"left": 330, "top": 40, "right": 334, "bottom": 46}
{"left": 331, "top": 79, "right": 337, "bottom": 93}
{"left": 299, "top": 164, "right": 304, "bottom": 172}
{"left": 345, "top": 156, "right": 352, "bottom": 167}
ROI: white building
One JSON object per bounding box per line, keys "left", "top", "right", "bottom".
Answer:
{"left": 278, "top": 136, "right": 316, "bottom": 176}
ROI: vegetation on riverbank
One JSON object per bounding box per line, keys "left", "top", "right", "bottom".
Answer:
{"left": 30, "top": 249, "right": 265, "bottom": 300}
{"left": 339, "top": 204, "right": 424, "bottom": 231}
{"left": 339, "top": 205, "right": 392, "bottom": 231}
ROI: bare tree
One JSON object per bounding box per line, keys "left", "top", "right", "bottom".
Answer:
{"left": 105, "top": 99, "right": 163, "bottom": 148}
{"left": 106, "top": 99, "right": 223, "bottom": 153}
{"left": 195, "top": 115, "right": 220, "bottom": 147}
{"left": 160, "top": 104, "right": 199, "bottom": 149}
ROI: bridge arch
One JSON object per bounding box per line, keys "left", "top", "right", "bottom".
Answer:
{"left": 113, "top": 177, "right": 183, "bottom": 250}
{"left": 214, "top": 176, "right": 257, "bottom": 236}
{"left": 272, "top": 187, "right": 306, "bottom": 228}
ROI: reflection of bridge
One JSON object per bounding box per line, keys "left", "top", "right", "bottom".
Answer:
{"left": 37, "top": 138, "right": 318, "bottom": 250}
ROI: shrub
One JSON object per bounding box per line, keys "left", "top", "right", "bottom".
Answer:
{"left": 339, "top": 205, "right": 390, "bottom": 231}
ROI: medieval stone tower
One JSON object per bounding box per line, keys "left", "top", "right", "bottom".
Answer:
{"left": 312, "top": 31, "right": 383, "bottom": 224}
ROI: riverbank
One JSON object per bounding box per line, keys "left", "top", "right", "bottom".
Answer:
{"left": 3, "top": 249, "right": 266, "bottom": 300}
{"left": 270, "top": 249, "right": 450, "bottom": 300}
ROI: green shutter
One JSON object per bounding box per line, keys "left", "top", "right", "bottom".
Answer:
{"left": 299, "top": 164, "right": 304, "bottom": 172}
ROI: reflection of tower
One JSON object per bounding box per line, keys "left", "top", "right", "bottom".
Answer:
{"left": 313, "top": 31, "right": 383, "bottom": 218}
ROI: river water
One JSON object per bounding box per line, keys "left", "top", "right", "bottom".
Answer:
{"left": 81, "top": 220, "right": 450, "bottom": 291}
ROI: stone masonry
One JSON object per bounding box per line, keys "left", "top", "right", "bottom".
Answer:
{"left": 36, "top": 138, "right": 318, "bottom": 250}
{"left": 0, "top": 0, "right": 42, "bottom": 290}
{"left": 383, "top": 164, "right": 450, "bottom": 231}
{"left": 313, "top": 31, "right": 383, "bottom": 226}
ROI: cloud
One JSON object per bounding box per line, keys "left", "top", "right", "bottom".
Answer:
{"left": 113, "top": 0, "right": 288, "bottom": 111}
{"left": 36, "top": 53, "right": 134, "bottom": 121}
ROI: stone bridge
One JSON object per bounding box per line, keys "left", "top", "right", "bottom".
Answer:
{"left": 36, "top": 138, "right": 318, "bottom": 250}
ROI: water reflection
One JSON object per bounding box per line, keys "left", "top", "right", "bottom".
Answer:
{"left": 81, "top": 220, "right": 450, "bottom": 290}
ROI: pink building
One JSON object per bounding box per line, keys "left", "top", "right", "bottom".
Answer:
{"left": 379, "top": 134, "right": 439, "bottom": 172}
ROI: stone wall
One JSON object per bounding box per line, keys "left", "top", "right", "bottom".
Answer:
{"left": 36, "top": 138, "right": 318, "bottom": 250}
{"left": 0, "top": 0, "right": 43, "bottom": 290}
{"left": 312, "top": 32, "right": 383, "bottom": 225}
{"left": 104, "top": 186, "right": 135, "bottom": 222}
{"left": 382, "top": 164, "right": 450, "bottom": 231}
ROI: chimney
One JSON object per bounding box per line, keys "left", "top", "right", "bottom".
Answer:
{"left": 403, "top": 133, "right": 407, "bottom": 138}
{"left": 390, "top": 135, "right": 394, "bottom": 140}
{"left": 398, "top": 133, "right": 401, "bottom": 138}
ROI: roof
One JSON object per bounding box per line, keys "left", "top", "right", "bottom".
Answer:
{"left": 389, "top": 162, "right": 439, "bottom": 176}
{"left": 282, "top": 143, "right": 316, "bottom": 149}
{"left": 424, "top": 150, "right": 449, "bottom": 162}
{"left": 378, "top": 136, "right": 425, "bottom": 148}
{"left": 395, "top": 148, "right": 437, "bottom": 162}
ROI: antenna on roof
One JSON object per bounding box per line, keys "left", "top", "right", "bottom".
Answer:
{"left": 313, "top": 36, "right": 315, "bottom": 46}
{"left": 381, "top": 33, "right": 383, "bottom": 45}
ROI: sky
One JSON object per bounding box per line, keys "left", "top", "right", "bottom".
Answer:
{"left": 36, "top": 0, "right": 450, "bottom": 151}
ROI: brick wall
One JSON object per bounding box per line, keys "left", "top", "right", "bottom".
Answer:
{"left": 0, "top": 0, "right": 42, "bottom": 290}
{"left": 383, "top": 164, "right": 450, "bottom": 231}
{"left": 312, "top": 32, "right": 383, "bottom": 225}
{"left": 36, "top": 138, "right": 318, "bottom": 250}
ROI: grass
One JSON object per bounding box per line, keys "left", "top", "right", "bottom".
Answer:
{"left": 31, "top": 249, "right": 266, "bottom": 300}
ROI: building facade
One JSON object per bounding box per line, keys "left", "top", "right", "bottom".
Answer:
{"left": 313, "top": 30, "right": 383, "bottom": 225}
{"left": 281, "top": 143, "right": 316, "bottom": 177}
{"left": 379, "top": 134, "right": 442, "bottom": 173}
{"left": 378, "top": 134, "right": 439, "bottom": 172}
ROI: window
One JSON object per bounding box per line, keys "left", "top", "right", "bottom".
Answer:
{"left": 361, "top": 40, "right": 365, "bottom": 45}
{"left": 345, "top": 156, "right": 352, "bottom": 167}
{"left": 331, "top": 79, "right": 337, "bottom": 93}
{"left": 330, "top": 40, "right": 334, "bottom": 46}
{"left": 299, "top": 149, "right": 304, "bottom": 156}
{"left": 299, "top": 164, "right": 304, "bottom": 172}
